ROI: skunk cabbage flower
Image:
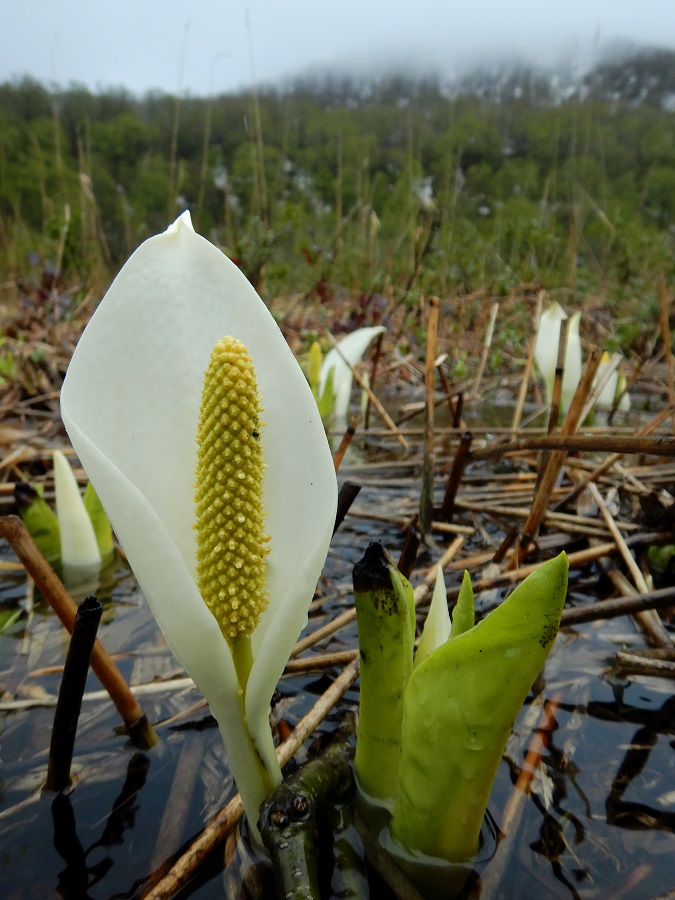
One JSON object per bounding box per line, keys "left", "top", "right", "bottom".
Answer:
{"left": 594, "top": 352, "right": 631, "bottom": 412}
{"left": 594, "top": 351, "right": 618, "bottom": 409}
{"left": 318, "top": 325, "right": 385, "bottom": 425}
{"left": 53, "top": 449, "right": 101, "bottom": 572}
{"left": 616, "top": 373, "right": 631, "bottom": 412}
{"left": 16, "top": 450, "right": 112, "bottom": 583}
{"left": 534, "top": 303, "right": 581, "bottom": 413}
{"left": 353, "top": 544, "right": 568, "bottom": 867}
{"left": 60, "top": 213, "right": 337, "bottom": 829}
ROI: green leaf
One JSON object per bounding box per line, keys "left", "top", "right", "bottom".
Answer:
{"left": 15, "top": 483, "right": 61, "bottom": 563}
{"left": 0, "top": 607, "right": 22, "bottom": 632}
{"left": 83, "top": 481, "right": 114, "bottom": 562}
{"left": 450, "top": 570, "right": 475, "bottom": 639}
{"left": 353, "top": 542, "right": 415, "bottom": 804}
{"left": 390, "top": 552, "right": 568, "bottom": 862}
{"left": 317, "top": 366, "right": 335, "bottom": 420}
{"left": 308, "top": 340, "right": 323, "bottom": 397}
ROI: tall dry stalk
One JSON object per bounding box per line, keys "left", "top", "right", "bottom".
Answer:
{"left": 658, "top": 277, "right": 675, "bottom": 435}
{"left": 420, "top": 297, "right": 439, "bottom": 539}
{"left": 167, "top": 20, "right": 191, "bottom": 223}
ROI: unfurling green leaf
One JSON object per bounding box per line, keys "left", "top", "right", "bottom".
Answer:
{"left": 317, "top": 365, "right": 335, "bottom": 420}
{"left": 389, "top": 552, "right": 568, "bottom": 862}
{"left": 353, "top": 541, "right": 415, "bottom": 803}
{"left": 83, "top": 482, "right": 114, "bottom": 563}
{"left": 450, "top": 569, "right": 475, "bottom": 639}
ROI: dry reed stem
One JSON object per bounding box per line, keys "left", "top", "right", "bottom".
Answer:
{"left": 436, "top": 362, "right": 463, "bottom": 430}
{"left": 515, "top": 348, "right": 603, "bottom": 563}
{"left": 616, "top": 652, "right": 675, "bottom": 678}
{"left": 560, "top": 584, "right": 675, "bottom": 626}
{"left": 326, "top": 333, "right": 408, "bottom": 451}
{"left": 587, "top": 483, "right": 649, "bottom": 591}
{"left": 547, "top": 315, "right": 568, "bottom": 434}
{"left": 333, "top": 480, "right": 362, "bottom": 534}
{"left": 0, "top": 515, "right": 151, "bottom": 735}
{"left": 586, "top": 482, "right": 672, "bottom": 647}
{"left": 453, "top": 536, "right": 665, "bottom": 599}
{"left": 363, "top": 330, "right": 384, "bottom": 430}
{"left": 420, "top": 296, "right": 439, "bottom": 537}
{"left": 144, "top": 659, "right": 361, "bottom": 900}
{"left": 283, "top": 649, "right": 359, "bottom": 674}
{"left": 332, "top": 417, "right": 358, "bottom": 471}
{"left": 470, "top": 432, "right": 675, "bottom": 461}
{"left": 658, "top": 277, "right": 675, "bottom": 436}
{"left": 552, "top": 404, "right": 675, "bottom": 511}
{"left": 455, "top": 497, "right": 637, "bottom": 533}
{"left": 472, "top": 300, "right": 499, "bottom": 397}
{"left": 347, "top": 507, "right": 474, "bottom": 536}
{"left": 438, "top": 431, "right": 472, "bottom": 522}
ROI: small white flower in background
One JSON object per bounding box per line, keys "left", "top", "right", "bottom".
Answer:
{"left": 534, "top": 303, "right": 582, "bottom": 413}
{"left": 318, "top": 325, "right": 385, "bottom": 425}
{"left": 53, "top": 449, "right": 101, "bottom": 576}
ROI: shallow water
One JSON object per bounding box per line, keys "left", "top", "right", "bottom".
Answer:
{"left": 1, "top": 436, "right": 674, "bottom": 899}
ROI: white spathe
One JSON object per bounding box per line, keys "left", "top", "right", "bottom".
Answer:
{"left": 534, "top": 303, "right": 582, "bottom": 413}
{"left": 60, "top": 212, "right": 338, "bottom": 826}
{"left": 594, "top": 352, "right": 619, "bottom": 410}
{"left": 594, "top": 352, "right": 631, "bottom": 412}
{"left": 414, "top": 566, "right": 451, "bottom": 669}
{"left": 319, "top": 326, "right": 386, "bottom": 423}
{"left": 53, "top": 449, "right": 101, "bottom": 571}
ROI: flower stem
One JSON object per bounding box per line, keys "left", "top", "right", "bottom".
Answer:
{"left": 232, "top": 634, "right": 254, "bottom": 693}
{"left": 231, "top": 634, "right": 277, "bottom": 801}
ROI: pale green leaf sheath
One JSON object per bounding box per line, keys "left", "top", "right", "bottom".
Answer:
{"left": 83, "top": 482, "right": 114, "bottom": 562}
{"left": 353, "top": 542, "right": 415, "bottom": 804}
{"left": 390, "top": 552, "right": 569, "bottom": 863}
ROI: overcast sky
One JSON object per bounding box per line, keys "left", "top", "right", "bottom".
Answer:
{"left": 2, "top": 0, "right": 675, "bottom": 96}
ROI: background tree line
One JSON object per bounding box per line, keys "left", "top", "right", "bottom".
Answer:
{"left": 1, "top": 46, "right": 674, "bottom": 305}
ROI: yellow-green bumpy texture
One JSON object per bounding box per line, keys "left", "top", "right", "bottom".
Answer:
{"left": 194, "top": 337, "right": 270, "bottom": 643}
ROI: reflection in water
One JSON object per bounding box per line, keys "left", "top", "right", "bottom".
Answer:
{"left": 51, "top": 752, "right": 150, "bottom": 897}
{"left": 52, "top": 792, "right": 96, "bottom": 898}
{"left": 606, "top": 694, "right": 675, "bottom": 833}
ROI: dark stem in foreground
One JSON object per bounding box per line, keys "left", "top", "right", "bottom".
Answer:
{"left": 45, "top": 595, "right": 102, "bottom": 792}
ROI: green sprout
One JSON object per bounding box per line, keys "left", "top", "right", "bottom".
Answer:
{"left": 353, "top": 543, "right": 568, "bottom": 868}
